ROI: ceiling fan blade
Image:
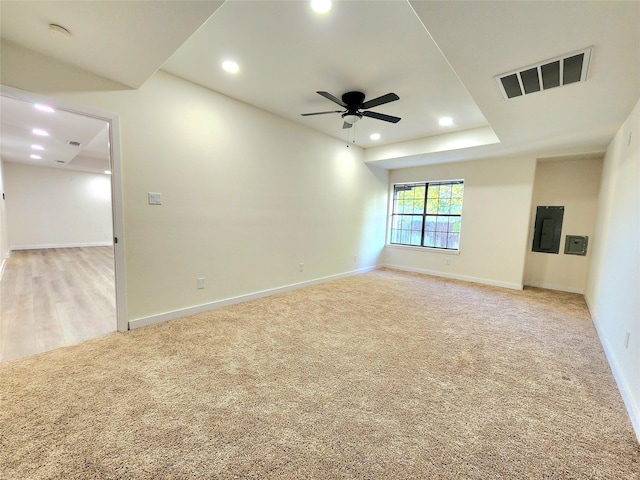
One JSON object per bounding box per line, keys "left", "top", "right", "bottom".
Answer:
{"left": 317, "top": 91, "right": 347, "bottom": 108}
{"left": 360, "top": 93, "right": 399, "bottom": 110}
{"left": 362, "top": 111, "right": 401, "bottom": 123}
{"left": 301, "top": 110, "right": 343, "bottom": 116}
{"left": 342, "top": 121, "right": 353, "bottom": 129}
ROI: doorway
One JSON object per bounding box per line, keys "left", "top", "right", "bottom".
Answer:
{"left": 0, "top": 86, "right": 126, "bottom": 361}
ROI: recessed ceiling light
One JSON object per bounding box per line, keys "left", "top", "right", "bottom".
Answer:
{"left": 31, "top": 144, "right": 45, "bottom": 150}
{"left": 32, "top": 128, "right": 49, "bottom": 136}
{"left": 222, "top": 60, "right": 240, "bottom": 74}
{"left": 30, "top": 154, "right": 42, "bottom": 160}
{"left": 439, "top": 117, "right": 454, "bottom": 127}
{"left": 34, "top": 104, "right": 55, "bottom": 113}
{"left": 370, "top": 133, "right": 381, "bottom": 141}
{"left": 311, "top": 0, "right": 332, "bottom": 14}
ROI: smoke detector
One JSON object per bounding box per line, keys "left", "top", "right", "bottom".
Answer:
{"left": 495, "top": 47, "right": 593, "bottom": 100}
{"left": 49, "top": 24, "right": 71, "bottom": 38}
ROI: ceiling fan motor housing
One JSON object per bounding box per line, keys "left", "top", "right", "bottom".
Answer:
{"left": 342, "top": 91, "right": 366, "bottom": 110}
{"left": 341, "top": 91, "right": 365, "bottom": 124}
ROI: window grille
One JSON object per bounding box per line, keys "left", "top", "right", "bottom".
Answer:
{"left": 390, "top": 181, "right": 464, "bottom": 250}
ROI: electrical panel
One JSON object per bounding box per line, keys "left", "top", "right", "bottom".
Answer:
{"left": 532, "top": 206, "right": 564, "bottom": 254}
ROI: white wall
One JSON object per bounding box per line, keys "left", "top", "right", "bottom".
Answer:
{"left": 3, "top": 162, "right": 113, "bottom": 249}
{"left": 119, "top": 72, "right": 389, "bottom": 322}
{"left": 75, "top": 72, "right": 389, "bottom": 322}
{"left": 524, "top": 156, "right": 603, "bottom": 293}
{"left": 386, "top": 156, "right": 537, "bottom": 289}
{"left": 0, "top": 44, "right": 389, "bottom": 324}
{"left": 585, "top": 98, "right": 640, "bottom": 440}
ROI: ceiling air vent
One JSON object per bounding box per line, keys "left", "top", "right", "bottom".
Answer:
{"left": 67, "top": 140, "right": 82, "bottom": 147}
{"left": 495, "top": 47, "right": 592, "bottom": 100}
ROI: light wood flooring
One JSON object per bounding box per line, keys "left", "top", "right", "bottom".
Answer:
{"left": 1, "top": 247, "right": 116, "bottom": 362}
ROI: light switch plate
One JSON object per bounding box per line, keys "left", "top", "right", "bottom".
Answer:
{"left": 148, "top": 192, "right": 162, "bottom": 205}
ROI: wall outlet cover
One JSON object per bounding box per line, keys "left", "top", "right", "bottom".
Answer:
{"left": 148, "top": 192, "right": 162, "bottom": 205}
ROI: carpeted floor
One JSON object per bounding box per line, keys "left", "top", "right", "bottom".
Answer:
{"left": 1, "top": 269, "right": 638, "bottom": 479}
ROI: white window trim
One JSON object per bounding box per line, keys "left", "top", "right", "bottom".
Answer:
{"left": 385, "top": 243, "right": 461, "bottom": 255}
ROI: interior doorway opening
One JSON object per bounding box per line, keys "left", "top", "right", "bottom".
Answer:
{"left": 0, "top": 86, "right": 126, "bottom": 362}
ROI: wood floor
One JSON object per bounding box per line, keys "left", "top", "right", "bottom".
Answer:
{"left": 0, "top": 247, "right": 116, "bottom": 362}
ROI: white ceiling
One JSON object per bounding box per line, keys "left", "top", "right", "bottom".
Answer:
{"left": 1, "top": 0, "right": 639, "bottom": 172}
{"left": 161, "top": 0, "right": 490, "bottom": 148}
{"left": 0, "top": 0, "right": 224, "bottom": 89}
{"left": 0, "top": 95, "right": 110, "bottom": 174}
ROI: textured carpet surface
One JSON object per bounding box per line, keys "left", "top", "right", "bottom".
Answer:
{"left": 1, "top": 269, "right": 638, "bottom": 479}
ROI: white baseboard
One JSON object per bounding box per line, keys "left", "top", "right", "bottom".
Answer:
{"left": 129, "top": 265, "right": 379, "bottom": 331}
{"left": 585, "top": 296, "right": 640, "bottom": 443}
{"left": 383, "top": 263, "right": 523, "bottom": 291}
{"left": 524, "top": 280, "right": 584, "bottom": 294}
{"left": 11, "top": 242, "right": 113, "bottom": 250}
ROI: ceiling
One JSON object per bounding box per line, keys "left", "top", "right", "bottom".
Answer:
{"left": 1, "top": 95, "right": 110, "bottom": 174}
{"left": 1, "top": 0, "right": 639, "bottom": 173}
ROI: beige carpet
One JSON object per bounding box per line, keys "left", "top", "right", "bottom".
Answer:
{"left": 1, "top": 269, "right": 638, "bottom": 479}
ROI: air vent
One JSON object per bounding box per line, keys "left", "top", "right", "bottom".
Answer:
{"left": 495, "top": 47, "right": 592, "bottom": 100}
{"left": 67, "top": 140, "right": 82, "bottom": 147}
{"left": 56, "top": 160, "right": 65, "bottom": 164}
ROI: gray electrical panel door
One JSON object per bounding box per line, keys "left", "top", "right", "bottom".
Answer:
{"left": 532, "top": 206, "right": 564, "bottom": 254}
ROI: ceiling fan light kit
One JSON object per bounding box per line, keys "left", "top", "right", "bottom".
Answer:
{"left": 342, "top": 114, "right": 361, "bottom": 125}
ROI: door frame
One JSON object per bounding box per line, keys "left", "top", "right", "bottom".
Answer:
{"left": 1, "top": 84, "right": 127, "bottom": 332}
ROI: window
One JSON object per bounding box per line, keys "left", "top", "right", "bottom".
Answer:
{"left": 389, "top": 181, "right": 464, "bottom": 250}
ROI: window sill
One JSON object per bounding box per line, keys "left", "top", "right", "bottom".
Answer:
{"left": 385, "top": 244, "right": 461, "bottom": 255}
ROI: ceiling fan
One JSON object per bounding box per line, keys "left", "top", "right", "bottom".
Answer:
{"left": 301, "top": 91, "right": 401, "bottom": 129}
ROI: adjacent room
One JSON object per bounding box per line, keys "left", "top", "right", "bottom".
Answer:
{"left": 0, "top": 96, "right": 116, "bottom": 361}
{"left": 0, "top": 1, "right": 638, "bottom": 478}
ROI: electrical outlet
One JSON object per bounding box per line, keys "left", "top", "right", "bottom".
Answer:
{"left": 197, "top": 277, "right": 205, "bottom": 289}
{"left": 354, "top": 255, "right": 358, "bottom": 263}
{"left": 299, "top": 263, "right": 304, "bottom": 272}
{"left": 625, "top": 332, "right": 630, "bottom": 349}
{"left": 445, "top": 257, "right": 451, "bottom": 265}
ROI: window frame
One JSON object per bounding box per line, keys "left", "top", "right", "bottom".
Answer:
{"left": 388, "top": 180, "right": 464, "bottom": 252}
